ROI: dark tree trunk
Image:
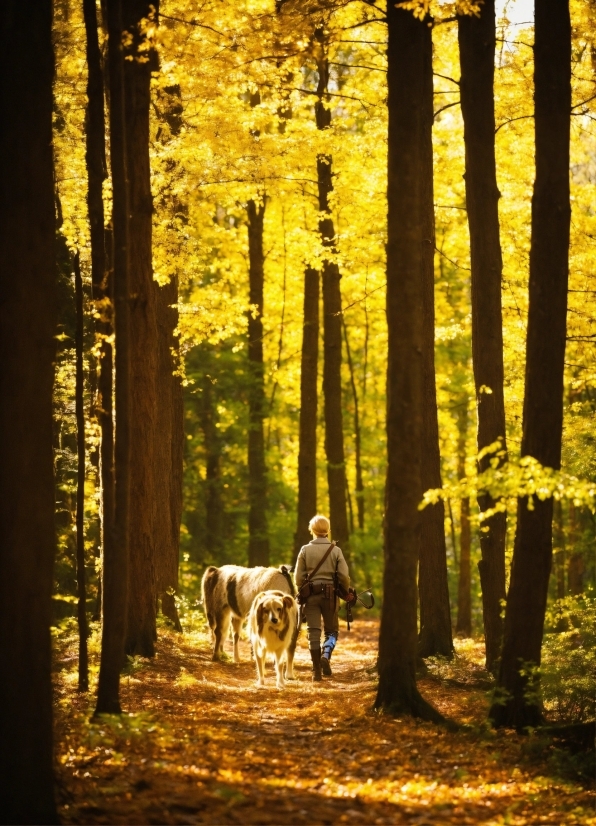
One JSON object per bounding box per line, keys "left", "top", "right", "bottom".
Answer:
{"left": 200, "top": 371, "right": 225, "bottom": 556}
{"left": 83, "top": 0, "right": 108, "bottom": 295}
{"left": 448, "top": 498, "right": 459, "bottom": 568}
{"left": 342, "top": 317, "right": 365, "bottom": 531}
{"left": 567, "top": 502, "right": 584, "bottom": 595}
{"left": 294, "top": 266, "right": 320, "bottom": 559}
{"left": 315, "top": 33, "right": 349, "bottom": 549}
{"left": 96, "top": 0, "right": 131, "bottom": 715}
{"left": 75, "top": 253, "right": 90, "bottom": 691}
{"left": 455, "top": 403, "right": 472, "bottom": 637}
{"left": 346, "top": 474, "right": 355, "bottom": 534}
{"left": 83, "top": 0, "right": 115, "bottom": 639}
{"left": 246, "top": 198, "right": 270, "bottom": 566}
{"left": 490, "top": 0, "right": 571, "bottom": 730}
{"left": 156, "top": 277, "right": 183, "bottom": 631}
{"left": 320, "top": 212, "right": 350, "bottom": 549}
{"left": 96, "top": 229, "right": 115, "bottom": 631}
{"left": 568, "top": 552, "right": 585, "bottom": 595}
{"left": 265, "top": 205, "right": 287, "bottom": 449}
{"left": 374, "top": 3, "right": 442, "bottom": 722}
{"left": 458, "top": 0, "right": 507, "bottom": 673}
{"left": 418, "top": 163, "right": 453, "bottom": 657}
{"left": 83, "top": 0, "right": 107, "bottom": 490}
{"left": 122, "top": 0, "right": 160, "bottom": 657}
{"left": 0, "top": 2, "right": 58, "bottom": 820}
{"left": 456, "top": 496, "right": 472, "bottom": 635}
{"left": 153, "top": 82, "right": 183, "bottom": 629}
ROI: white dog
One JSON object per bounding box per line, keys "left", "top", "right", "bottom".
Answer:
{"left": 248, "top": 590, "right": 299, "bottom": 690}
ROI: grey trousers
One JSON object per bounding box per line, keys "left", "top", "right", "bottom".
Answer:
{"left": 304, "top": 592, "right": 339, "bottom": 651}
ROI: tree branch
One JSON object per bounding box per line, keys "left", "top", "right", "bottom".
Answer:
{"left": 494, "top": 114, "right": 533, "bottom": 135}
{"left": 433, "top": 100, "right": 460, "bottom": 120}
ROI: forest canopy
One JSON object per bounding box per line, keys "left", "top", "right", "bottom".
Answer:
{"left": 52, "top": 0, "right": 595, "bottom": 612}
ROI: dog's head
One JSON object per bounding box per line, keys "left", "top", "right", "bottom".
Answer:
{"left": 256, "top": 592, "right": 294, "bottom": 633}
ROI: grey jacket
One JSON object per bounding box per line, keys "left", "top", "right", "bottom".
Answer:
{"left": 295, "top": 536, "right": 350, "bottom": 592}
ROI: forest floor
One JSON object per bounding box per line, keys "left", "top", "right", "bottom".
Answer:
{"left": 53, "top": 617, "right": 595, "bottom": 825}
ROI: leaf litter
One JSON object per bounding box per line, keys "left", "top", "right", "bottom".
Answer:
{"left": 54, "top": 619, "right": 595, "bottom": 824}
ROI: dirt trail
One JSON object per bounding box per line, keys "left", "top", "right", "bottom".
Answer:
{"left": 55, "top": 619, "right": 594, "bottom": 825}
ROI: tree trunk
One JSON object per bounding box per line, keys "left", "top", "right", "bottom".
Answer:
{"left": 567, "top": 501, "right": 584, "bottom": 595}
{"left": 200, "top": 370, "right": 225, "bottom": 556}
{"left": 568, "top": 552, "right": 585, "bottom": 595}
{"left": 418, "top": 161, "right": 453, "bottom": 657}
{"left": 75, "top": 253, "right": 90, "bottom": 691}
{"left": 0, "top": 2, "right": 58, "bottom": 820}
{"left": 96, "top": 227, "right": 115, "bottom": 632}
{"left": 490, "top": 0, "right": 571, "bottom": 730}
{"left": 374, "top": 2, "right": 442, "bottom": 722}
{"left": 96, "top": 0, "right": 131, "bottom": 715}
{"left": 293, "top": 266, "right": 320, "bottom": 559}
{"left": 458, "top": 0, "right": 507, "bottom": 673}
{"left": 153, "top": 82, "right": 183, "bottom": 628}
{"left": 155, "top": 277, "right": 183, "bottom": 631}
{"left": 83, "top": 0, "right": 113, "bottom": 642}
{"left": 455, "top": 403, "right": 472, "bottom": 637}
{"left": 246, "top": 198, "right": 270, "bottom": 566}
{"left": 122, "top": 0, "right": 160, "bottom": 657}
{"left": 448, "top": 498, "right": 459, "bottom": 568}
{"left": 315, "top": 32, "right": 349, "bottom": 549}
{"left": 83, "top": 0, "right": 108, "bottom": 295}
{"left": 342, "top": 317, "right": 365, "bottom": 531}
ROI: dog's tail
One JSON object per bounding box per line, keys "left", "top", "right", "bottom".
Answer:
{"left": 279, "top": 565, "right": 295, "bottom": 596}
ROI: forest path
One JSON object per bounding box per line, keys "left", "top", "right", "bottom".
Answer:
{"left": 55, "top": 619, "right": 594, "bottom": 825}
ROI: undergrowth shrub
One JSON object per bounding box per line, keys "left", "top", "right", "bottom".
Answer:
{"left": 541, "top": 595, "right": 596, "bottom": 724}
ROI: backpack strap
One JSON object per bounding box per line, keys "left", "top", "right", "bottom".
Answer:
{"left": 307, "top": 540, "right": 336, "bottom": 582}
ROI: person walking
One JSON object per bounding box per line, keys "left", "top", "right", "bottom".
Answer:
{"left": 295, "top": 514, "right": 352, "bottom": 681}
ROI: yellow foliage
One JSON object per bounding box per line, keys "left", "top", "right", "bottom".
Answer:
{"left": 52, "top": 0, "right": 596, "bottom": 557}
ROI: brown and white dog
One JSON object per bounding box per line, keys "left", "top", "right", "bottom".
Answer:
{"left": 248, "top": 590, "right": 299, "bottom": 690}
{"left": 201, "top": 564, "right": 297, "bottom": 672}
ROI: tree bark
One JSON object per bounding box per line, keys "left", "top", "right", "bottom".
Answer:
{"left": 153, "top": 82, "right": 183, "bottom": 629}
{"left": 96, "top": 0, "right": 131, "bottom": 715}
{"left": 568, "top": 552, "right": 585, "bottom": 595}
{"left": 490, "top": 0, "right": 571, "bottom": 730}
{"left": 200, "top": 370, "right": 225, "bottom": 557}
{"left": 0, "top": 2, "right": 58, "bottom": 820}
{"left": 455, "top": 403, "right": 472, "bottom": 637}
{"left": 458, "top": 0, "right": 507, "bottom": 673}
{"left": 293, "top": 266, "right": 320, "bottom": 559}
{"left": 315, "top": 30, "right": 350, "bottom": 549}
{"left": 342, "top": 317, "right": 365, "bottom": 531}
{"left": 155, "top": 277, "right": 183, "bottom": 631}
{"left": 418, "top": 164, "right": 453, "bottom": 657}
{"left": 247, "top": 198, "right": 270, "bottom": 566}
{"left": 83, "top": 0, "right": 108, "bottom": 296}
{"left": 75, "top": 253, "right": 90, "bottom": 691}
{"left": 374, "top": 3, "right": 442, "bottom": 722}
{"left": 83, "top": 0, "right": 113, "bottom": 642}
{"left": 567, "top": 501, "right": 584, "bottom": 595}
{"left": 448, "top": 498, "right": 459, "bottom": 569}
{"left": 122, "top": 0, "right": 160, "bottom": 657}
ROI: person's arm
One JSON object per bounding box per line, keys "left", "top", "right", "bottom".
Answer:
{"left": 335, "top": 548, "right": 350, "bottom": 592}
{"left": 295, "top": 549, "right": 306, "bottom": 588}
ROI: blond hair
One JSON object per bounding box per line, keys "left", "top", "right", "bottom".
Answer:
{"left": 309, "top": 514, "right": 330, "bottom": 537}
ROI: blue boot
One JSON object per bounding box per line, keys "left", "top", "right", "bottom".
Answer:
{"left": 321, "top": 633, "right": 337, "bottom": 676}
